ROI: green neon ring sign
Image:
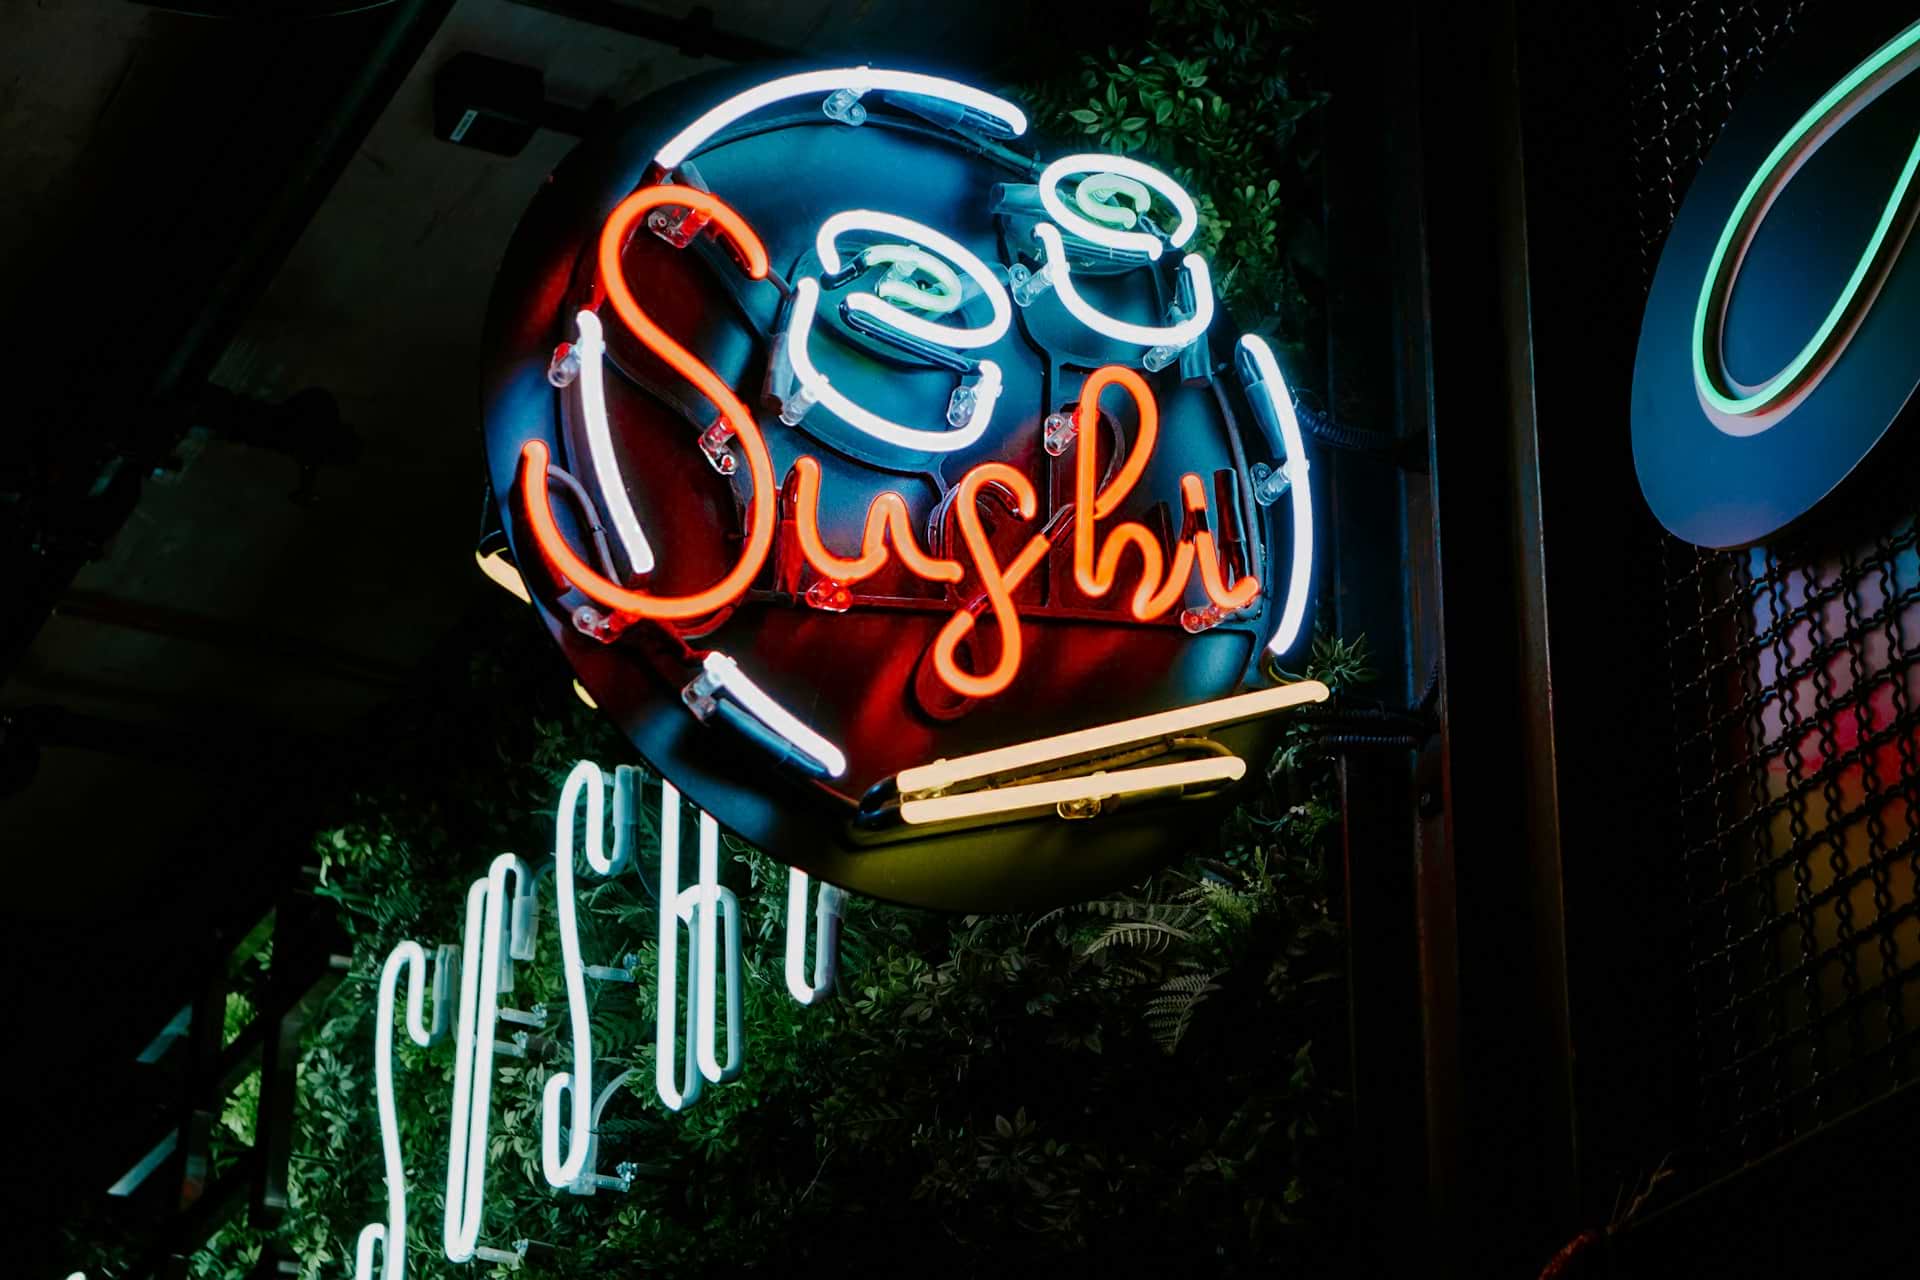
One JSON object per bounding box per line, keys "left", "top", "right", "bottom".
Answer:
{"left": 1691, "top": 19, "right": 1920, "bottom": 430}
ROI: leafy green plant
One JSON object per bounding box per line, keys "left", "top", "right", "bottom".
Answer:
{"left": 1011, "top": 0, "right": 1329, "bottom": 348}
{"left": 80, "top": 592, "right": 1360, "bottom": 1278}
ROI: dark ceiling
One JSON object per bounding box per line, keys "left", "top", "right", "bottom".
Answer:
{"left": 0, "top": 1, "right": 1098, "bottom": 1271}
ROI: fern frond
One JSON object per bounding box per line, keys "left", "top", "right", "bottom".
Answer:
{"left": 1081, "top": 920, "right": 1194, "bottom": 957}
{"left": 1144, "top": 967, "right": 1225, "bottom": 1053}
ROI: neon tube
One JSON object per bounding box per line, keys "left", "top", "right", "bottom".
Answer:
{"left": 1071, "top": 365, "right": 1186, "bottom": 620}
{"left": 569, "top": 1067, "right": 643, "bottom": 1195}
{"left": 541, "top": 760, "right": 614, "bottom": 1190}
{"left": 815, "top": 210, "right": 1013, "bottom": 350}
{"left": 654, "top": 68, "right": 1027, "bottom": 168}
{"left": 443, "top": 853, "right": 534, "bottom": 1265}
{"left": 654, "top": 780, "right": 704, "bottom": 1113}
{"left": 442, "top": 880, "right": 487, "bottom": 1263}
{"left": 654, "top": 783, "right": 743, "bottom": 1102}
{"left": 929, "top": 464, "right": 1051, "bottom": 700}
{"left": 900, "top": 756, "right": 1247, "bottom": 825}
{"left": 701, "top": 651, "right": 847, "bottom": 778}
{"left": 1236, "top": 335, "right": 1314, "bottom": 657}
{"left": 784, "top": 869, "right": 842, "bottom": 1006}
{"left": 1185, "top": 473, "right": 1259, "bottom": 612}
{"left": 899, "top": 680, "right": 1329, "bottom": 796}
{"left": 1031, "top": 223, "right": 1214, "bottom": 349}
{"left": 572, "top": 310, "right": 655, "bottom": 576}
{"left": 518, "top": 186, "right": 777, "bottom": 621}
{"left": 789, "top": 455, "right": 963, "bottom": 585}
{"left": 1075, "top": 171, "right": 1151, "bottom": 230}
{"left": 353, "top": 941, "right": 440, "bottom": 1280}
{"left": 1692, "top": 20, "right": 1920, "bottom": 426}
{"left": 785, "top": 277, "right": 1005, "bottom": 452}
{"left": 691, "top": 808, "right": 742, "bottom": 1084}
{"left": 1037, "top": 154, "right": 1201, "bottom": 259}
{"left": 1066, "top": 366, "right": 1256, "bottom": 620}
{"left": 866, "top": 243, "right": 963, "bottom": 314}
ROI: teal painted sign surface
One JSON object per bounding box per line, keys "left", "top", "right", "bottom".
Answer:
{"left": 1633, "top": 17, "right": 1920, "bottom": 548}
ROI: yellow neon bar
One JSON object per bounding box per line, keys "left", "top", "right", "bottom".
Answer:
{"left": 897, "top": 680, "right": 1329, "bottom": 797}
{"left": 900, "top": 756, "right": 1246, "bottom": 825}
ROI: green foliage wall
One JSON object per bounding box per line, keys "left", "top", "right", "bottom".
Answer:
{"left": 1012, "top": 0, "right": 1328, "bottom": 353}
{"left": 163, "top": 620, "right": 1360, "bottom": 1279}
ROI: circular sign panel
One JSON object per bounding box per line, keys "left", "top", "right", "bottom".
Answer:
{"left": 1632, "top": 17, "right": 1920, "bottom": 549}
{"left": 481, "top": 65, "right": 1320, "bottom": 911}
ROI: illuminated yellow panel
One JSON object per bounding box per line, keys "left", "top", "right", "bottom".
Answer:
{"left": 899, "top": 756, "right": 1246, "bottom": 826}
{"left": 898, "top": 681, "right": 1328, "bottom": 797}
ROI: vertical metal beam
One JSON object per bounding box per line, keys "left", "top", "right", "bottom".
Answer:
{"left": 1322, "top": 2, "right": 1433, "bottom": 1269}
{"left": 1398, "top": 0, "right": 1580, "bottom": 1271}
{"left": 251, "top": 896, "right": 348, "bottom": 1223}
{"left": 1506, "top": 0, "right": 1698, "bottom": 1239}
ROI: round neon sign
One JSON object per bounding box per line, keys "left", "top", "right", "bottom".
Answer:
{"left": 481, "top": 65, "right": 1321, "bottom": 910}
{"left": 1633, "top": 18, "right": 1920, "bottom": 548}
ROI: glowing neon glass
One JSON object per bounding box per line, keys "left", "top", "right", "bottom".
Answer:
{"left": 1692, "top": 20, "right": 1920, "bottom": 427}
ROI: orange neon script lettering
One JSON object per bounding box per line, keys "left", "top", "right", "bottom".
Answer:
{"left": 521, "top": 190, "right": 1261, "bottom": 702}
{"left": 788, "top": 456, "right": 963, "bottom": 585}
{"left": 522, "top": 186, "right": 776, "bottom": 621}
{"left": 930, "top": 464, "right": 1052, "bottom": 700}
{"left": 1073, "top": 366, "right": 1260, "bottom": 619}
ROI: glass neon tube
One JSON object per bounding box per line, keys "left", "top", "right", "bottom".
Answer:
{"left": 700, "top": 652, "right": 847, "bottom": 778}
{"left": 927, "top": 463, "right": 1051, "bottom": 700}
{"left": 784, "top": 869, "right": 841, "bottom": 1006}
{"left": 691, "top": 808, "right": 742, "bottom": 1084}
{"left": 571, "top": 309, "right": 655, "bottom": 576}
{"left": 1036, "top": 155, "right": 1201, "bottom": 259}
{"left": 654, "top": 780, "right": 704, "bottom": 1113}
{"left": 1067, "top": 365, "right": 1257, "bottom": 621}
{"left": 899, "top": 679, "right": 1329, "bottom": 797}
{"left": 443, "top": 853, "right": 533, "bottom": 1264}
{"left": 788, "top": 455, "right": 963, "bottom": 586}
{"left": 1692, "top": 20, "right": 1920, "bottom": 427}
{"left": 785, "top": 276, "right": 1005, "bottom": 452}
{"left": 541, "top": 760, "right": 615, "bottom": 1190}
{"left": 1075, "top": 171, "right": 1151, "bottom": 229}
{"left": 353, "top": 941, "right": 439, "bottom": 1280}
{"left": 900, "top": 756, "right": 1247, "bottom": 825}
{"left": 865, "top": 243, "right": 963, "bottom": 313}
{"left": 1236, "top": 335, "right": 1314, "bottom": 658}
{"left": 815, "top": 210, "right": 1013, "bottom": 349}
{"left": 654, "top": 68, "right": 1028, "bottom": 168}
{"left": 518, "top": 185, "right": 777, "bottom": 623}
{"left": 1031, "top": 223, "right": 1214, "bottom": 349}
